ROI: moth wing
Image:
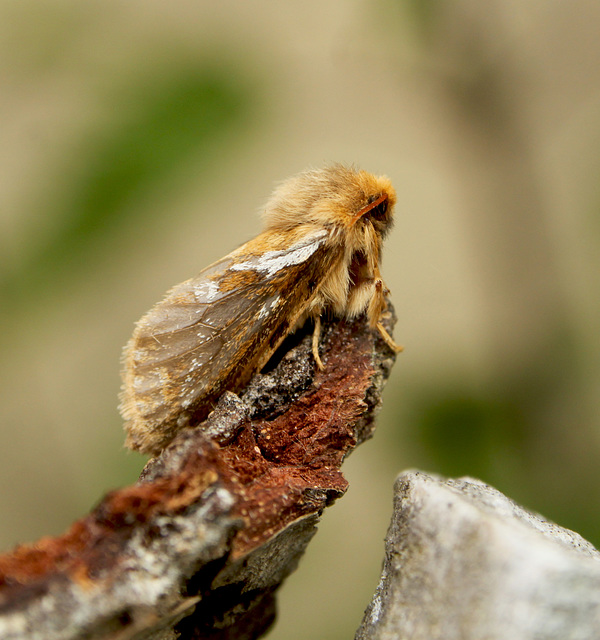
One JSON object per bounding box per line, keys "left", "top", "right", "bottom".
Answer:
{"left": 120, "top": 229, "right": 334, "bottom": 453}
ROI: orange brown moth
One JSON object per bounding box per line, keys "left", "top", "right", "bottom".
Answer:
{"left": 120, "top": 164, "right": 402, "bottom": 455}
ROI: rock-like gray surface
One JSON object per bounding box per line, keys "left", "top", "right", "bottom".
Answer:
{"left": 357, "top": 471, "right": 600, "bottom": 640}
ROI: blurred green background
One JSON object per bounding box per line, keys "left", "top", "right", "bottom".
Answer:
{"left": 1, "top": 1, "right": 600, "bottom": 638}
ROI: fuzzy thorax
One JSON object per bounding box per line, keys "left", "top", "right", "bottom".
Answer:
{"left": 261, "top": 164, "right": 397, "bottom": 323}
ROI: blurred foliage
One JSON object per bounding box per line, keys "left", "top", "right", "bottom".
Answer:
{"left": 398, "top": 0, "right": 441, "bottom": 41}
{"left": 404, "top": 322, "right": 600, "bottom": 546}
{"left": 413, "top": 389, "right": 527, "bottom": 480}
{"left": 0, "top": 67, "right": 254, "bottom": 312}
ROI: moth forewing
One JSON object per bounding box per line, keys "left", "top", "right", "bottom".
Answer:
{"left": 120, "top": 164, "right": 400, "bottom": 455}
{"left": 120, "top": 227, "right": 343, "bottom": 454}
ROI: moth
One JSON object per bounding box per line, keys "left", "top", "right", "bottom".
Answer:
{"left": 120, "top": 164, "right": 402, "bottom": 455}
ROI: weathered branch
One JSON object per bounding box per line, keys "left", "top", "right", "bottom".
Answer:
{"left": 0, "top": 309, "right": 398, "bottom": 640}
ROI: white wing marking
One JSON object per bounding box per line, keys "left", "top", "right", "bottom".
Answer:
{"left": 229, "top": 230, "right": 328, "bottom": 277}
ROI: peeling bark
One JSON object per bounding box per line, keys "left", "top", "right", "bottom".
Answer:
{"left": 0, "top": 309, "right": 398, "bottom": 640}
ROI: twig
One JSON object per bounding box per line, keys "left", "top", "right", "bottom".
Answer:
{"left": 0, "top": 309, "right": 398, "bottom": 640}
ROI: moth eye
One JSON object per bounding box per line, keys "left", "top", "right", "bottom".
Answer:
{"left": 369, "top": 199, "right": 388, "bottom": 222}
{"left": 351, "top": 193, "right": 390, "bottom": 226}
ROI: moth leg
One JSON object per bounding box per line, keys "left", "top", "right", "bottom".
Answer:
{"left": 371, "top": 279, "right": 404, "bottom": 354}
{"left": 376, "top": 322, "right": 404, "bottom": 353}
{"left": 312, "top": 315, "right": 325, "bottom": 370}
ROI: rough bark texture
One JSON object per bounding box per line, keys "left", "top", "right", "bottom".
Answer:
{"left": 356, "top": 471, "right": 600, "bottom": 640}
{"left": 0, "top": 309, "right": 398, "bottom": 640}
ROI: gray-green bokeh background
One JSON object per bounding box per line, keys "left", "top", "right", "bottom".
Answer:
{"left": 1, "top": 2, "right": 600, "bottom": 638}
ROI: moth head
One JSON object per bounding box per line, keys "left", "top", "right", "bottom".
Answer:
{"left": 262, "top": 164, "right": 396, "bottom": 237}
